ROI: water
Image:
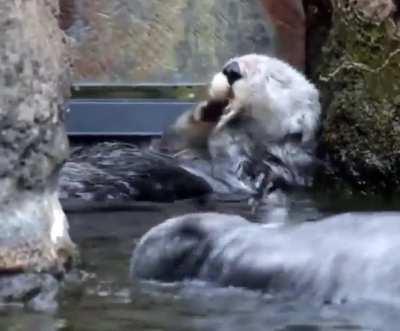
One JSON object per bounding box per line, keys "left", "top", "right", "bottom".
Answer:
{"left": 2, "top": 194, "right": 400, "bottom": 331}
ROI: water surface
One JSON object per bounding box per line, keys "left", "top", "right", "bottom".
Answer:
{"left": 2, "top": 194, "right": 400, "bottom": 331}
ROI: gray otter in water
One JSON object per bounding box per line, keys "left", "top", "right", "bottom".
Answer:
{"left": 166, "top": 54, "right": 320, "bottom": 150}
{"left": 131, "top": 211, "right": 400, "bottom": 305}
{"left": 161, "top": 54, "right": 321, "bottom": 199}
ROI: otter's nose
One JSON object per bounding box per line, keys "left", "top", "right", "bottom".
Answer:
{"left": 222, "top": 61, "right": 242, "bottom": 85}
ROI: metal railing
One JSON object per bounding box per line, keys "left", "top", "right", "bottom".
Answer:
{"left": 66, "top": 84, "right": 207, "bottom": 137}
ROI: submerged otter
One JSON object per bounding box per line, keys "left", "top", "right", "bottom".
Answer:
{"left": 131, "top": 212, "right": 400, "bottom": 305}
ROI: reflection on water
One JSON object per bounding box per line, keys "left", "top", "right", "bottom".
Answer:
{"left": 2, "top": 194, "right": 400, "bottom": 331}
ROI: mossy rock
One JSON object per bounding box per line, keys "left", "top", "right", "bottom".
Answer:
{"left": 310, "top": 0, "right": 400, "bottom": 194}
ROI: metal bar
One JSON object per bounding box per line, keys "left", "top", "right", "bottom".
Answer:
{"left": 66, "top": 99, "right": 194, "bottom": 137}
{"left": 71, "top": 84, "right": 208, "bottom": 101}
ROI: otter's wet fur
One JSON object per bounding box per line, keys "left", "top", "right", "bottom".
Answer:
{"left": 162, "top": 54, "right": 321, "bottom": 191}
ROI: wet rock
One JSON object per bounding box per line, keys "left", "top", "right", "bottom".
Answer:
{"left": 58, "top": 0, "right": 76, "bottom": 31}
{"left": 0, "top": 273, "right": 59, "bottom": 313}
{"left": 131, "top": 211, "right": 400, "bottom": 304}
{"left": 307, "top": 0, "right": 400, "bottom": 194}
{"left": 59, "top": 142, "right": 212, "bottom": 202}
{"left": 0, "top": 0, "right": 75, "bottom": 306}
{"left": 303, "top": 0, "right": 333, "bottom": 77}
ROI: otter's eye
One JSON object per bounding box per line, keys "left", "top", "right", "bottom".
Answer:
{"left": 222, "top": 61, "right": 242, "bottom": 85}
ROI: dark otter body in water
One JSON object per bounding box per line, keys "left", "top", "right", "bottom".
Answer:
{"left": 131, "top": 212, "right": 400, "bottom": 305}
{"left": 59, "top": 142, "right": 211, "bottom": 203}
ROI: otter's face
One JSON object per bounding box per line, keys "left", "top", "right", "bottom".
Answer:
{"left": 210, "top": 54, "right": 269, "bottom": 107}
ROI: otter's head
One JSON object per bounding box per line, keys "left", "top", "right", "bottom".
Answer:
{"left": 209, "top": 54, "right": 270, "bottom": 109}
{"left": 130, "top": 212, "right": 248, "bottom": 282}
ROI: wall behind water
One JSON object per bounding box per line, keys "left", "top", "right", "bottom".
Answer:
{"left": 60, "top": 0, "right": 277, "bottom": 85}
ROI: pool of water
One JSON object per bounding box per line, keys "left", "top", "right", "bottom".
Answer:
{"left": 2, "top": 193, "right": 400, "bottom": 331}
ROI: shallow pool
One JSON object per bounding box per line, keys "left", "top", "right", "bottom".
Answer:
{"left": 2, "top": 193, "right": 400, "bottom": 331}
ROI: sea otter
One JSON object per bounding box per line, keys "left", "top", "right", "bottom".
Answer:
{"left": 210, "top": 54, "right": 320, "bottom": 144}
{"left": 166, "top": 53, "right": 320, "bottom": 151}
{"left": 131, "top": 211, "right": 400, "bottom": 305}
{"left": 160, "top": 54, "right": 321, "bottom": 196}
{"left": 60, "top": 55, "right": 321, "bottom": 205}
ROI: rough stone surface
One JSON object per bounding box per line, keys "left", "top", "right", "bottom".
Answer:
{"left": 61, "top": 0, "right": 309, "bottom": 82}
{"left": 61, "top": 0, "right": 277, "bottom": 84}
{"left": 0, "top": 0, "right": 74, "bottom": 277}
{"left": 0, "top": 273, "right": 59, "bottom": 312}
{"left": 308, "top": 0, "right": 400, "bottom": 194}
{"left": 303, "top": 0, "right": 333, "bottom": 77}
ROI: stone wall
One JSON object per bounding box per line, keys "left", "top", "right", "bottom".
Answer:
{"left": 60, "top": 0, "right": 277, "bottom": 84}
{"left": 0, "top": 0, "right": 74, "bottom": 274}
{"left": 308, "top": 0, "right": 400, "bottom": 194}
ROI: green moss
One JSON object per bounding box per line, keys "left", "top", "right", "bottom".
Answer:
{"left": 314, "top": 1, "right": 400, "bottom": 194}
